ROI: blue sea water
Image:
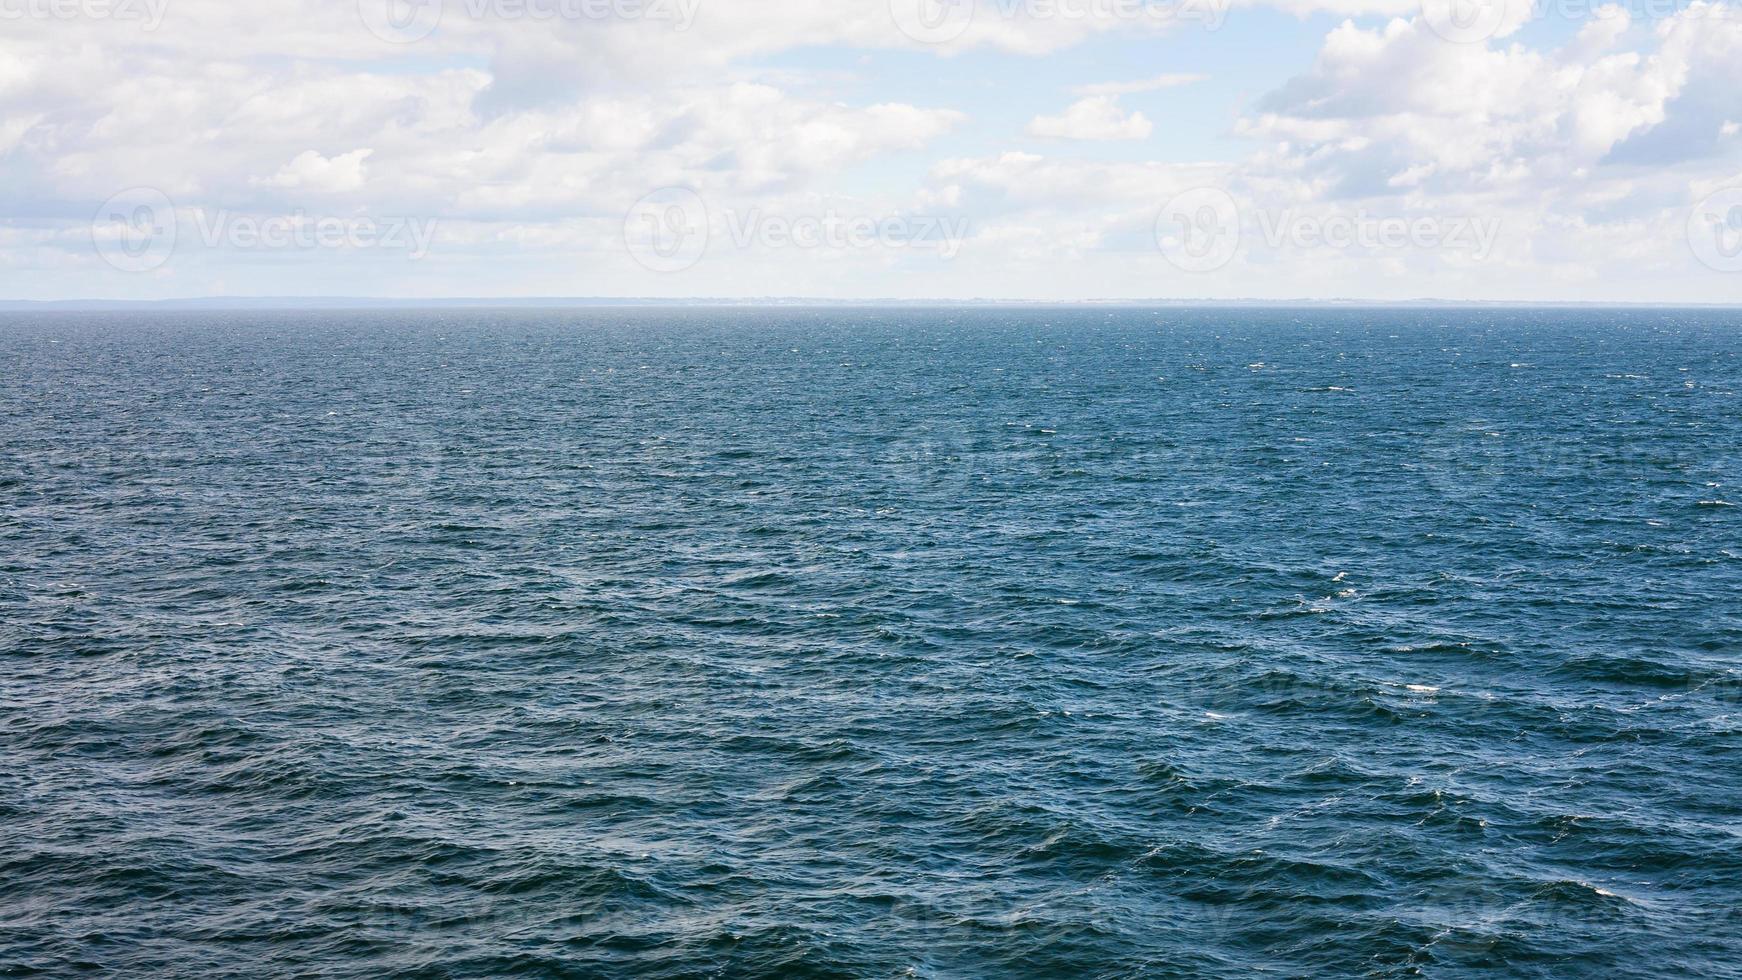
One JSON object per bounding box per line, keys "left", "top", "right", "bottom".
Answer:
{"left": 1, "top": 307, "right": 1739, "bottom": 978}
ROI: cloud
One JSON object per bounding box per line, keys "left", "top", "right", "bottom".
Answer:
{"left": 1027, "top": 96, "right": 1154, "bottom": 141}
{"left": 255, "top": 149, "right": 375, "bottom": 194}
{"left": 2, "top": 0, "right": 1740, "bottom": 301}
{"left": 1234, "top": 5, "right": 1739, "bottom": 196}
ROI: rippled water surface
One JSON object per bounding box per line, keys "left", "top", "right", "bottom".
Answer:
{"left": 3, "top": 308, "right": 1740, "bottom": 978}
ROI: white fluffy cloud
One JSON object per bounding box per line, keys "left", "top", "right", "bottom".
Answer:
{"left": 1028, "top": 96, "right": 1155, "bottom": 140}
{"left": 1240, "top": 4, "right": 1742, "bottom": 190}
{"left": 255, "top": 150, "right": 376, "bottom": 193}
{"left": 1027, "top": 73, "right": 1204, "bottom": 141}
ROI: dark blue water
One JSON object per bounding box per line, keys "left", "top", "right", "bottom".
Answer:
{"left": 3, "top": 308, "right": 1740, "bottom": 978}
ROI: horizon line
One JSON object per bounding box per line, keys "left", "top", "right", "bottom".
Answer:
{"left": 6, "top": 297, "right": 1742, "bottom": 312}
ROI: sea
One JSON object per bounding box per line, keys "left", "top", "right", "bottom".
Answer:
{"left": 2, "top": 307, "right": 1739, "bottom": 978}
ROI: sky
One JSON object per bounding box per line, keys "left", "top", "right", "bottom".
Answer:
{"left": 4, "top": 0, "right": 1742, "bottom": 302}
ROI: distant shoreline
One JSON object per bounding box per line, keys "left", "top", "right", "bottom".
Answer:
{"left": 5, "top": 297, "right": 1742, "bottom": 312}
